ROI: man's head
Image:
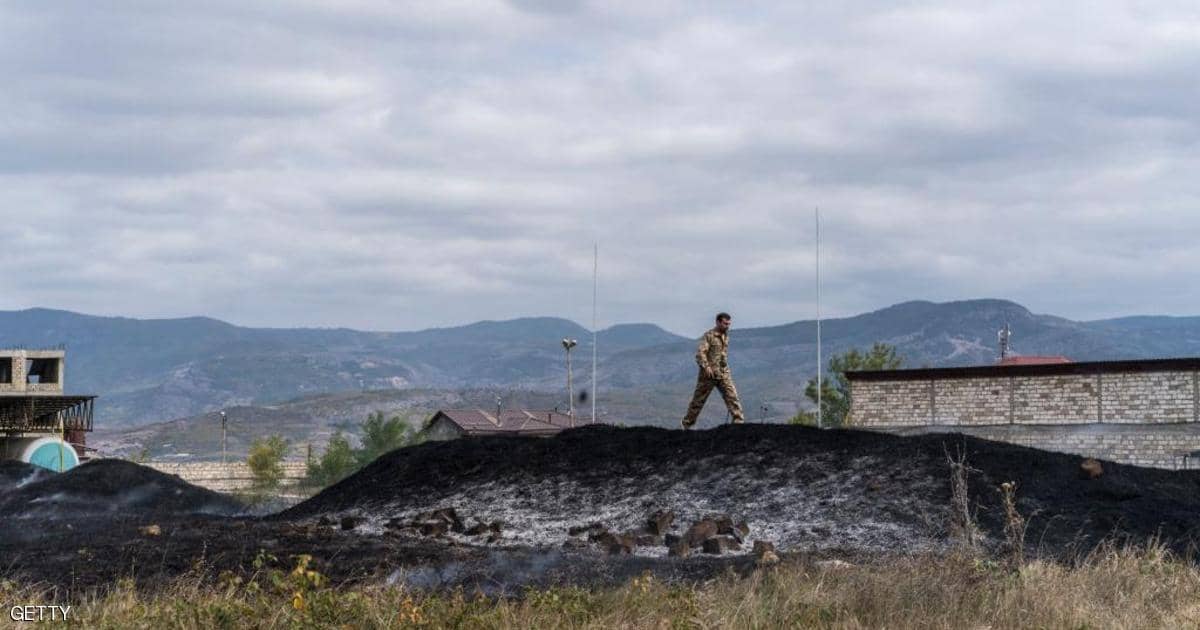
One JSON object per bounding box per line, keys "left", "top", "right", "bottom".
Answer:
{"left": 715, "top": 312, "right": 731, "bottom": 333}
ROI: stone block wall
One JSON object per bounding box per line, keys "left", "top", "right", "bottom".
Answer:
{"left": 935, "top": 377, "right": 1009, "bottom": 425}
{"left": 848, "top": 379, "right": 930, "bottom": 426}
{"left": 1104, "top": 371, "right": 1194, "bottom": 424}
{"left": 145, "top": 461, "right": 308, "bottom": 493}
{"left": 846, "top": 359, "right": 1200, "bottom": 469}
{"left": 1012, "top": 374, "right": 1097, "bottom": 424}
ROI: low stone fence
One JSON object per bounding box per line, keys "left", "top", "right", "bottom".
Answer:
{"left": 144, "top": 461, "right": 308, "bottom": 493}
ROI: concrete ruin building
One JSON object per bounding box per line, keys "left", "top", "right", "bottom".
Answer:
{"left": 846, "top": 357, "right": 1200, "bottom": 470}
{"left": 0, "top": 349, "right": 95, "bottom": 471}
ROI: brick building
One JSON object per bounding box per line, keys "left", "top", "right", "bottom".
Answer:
{"left": 845, "top": 357, "right": 1200, "bottom": 469}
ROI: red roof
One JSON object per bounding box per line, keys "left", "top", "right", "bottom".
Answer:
{"left": 998, "top": 355, "right": 1072, "bottom": 366}
{"left": 430, "top": 409, "right": 581, "bottom": 436}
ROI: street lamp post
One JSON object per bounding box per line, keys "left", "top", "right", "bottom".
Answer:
{"left": 562, "top": 338, "right": 577, "bottom": 417}
{"left": 220, "top": 411, "right": 228, "bottom": 465}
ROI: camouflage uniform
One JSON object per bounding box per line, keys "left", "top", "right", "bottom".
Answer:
{"left": 682, "top": 327, "right": 745, "bottom": 427}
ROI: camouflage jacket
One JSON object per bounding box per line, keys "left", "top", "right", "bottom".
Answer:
{"left": 695, "top": 328, "right": 730, "bottom": 374}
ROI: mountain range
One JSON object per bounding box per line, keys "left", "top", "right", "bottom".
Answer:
{"left": 6, "top": 299, "right": 1200, "bottom": 453}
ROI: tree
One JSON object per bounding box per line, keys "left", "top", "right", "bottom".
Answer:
{"left": 304, "top": 431, "right": 356, "bottom": 487}
{"left": 355, "top": 411, "right": 422, "bottom": 467}
{"left": 302, "top": 411, "right": 427, "bottom": 489}
{"left": 247, "top": 434, "right": 289, "bottom": 489}
{"left": 799, "top": 342, "right": 902, "bottom": 427}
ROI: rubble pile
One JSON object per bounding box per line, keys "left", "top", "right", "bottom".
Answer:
{"left": 561, "top": 509, "right": 764, "bottom": 559}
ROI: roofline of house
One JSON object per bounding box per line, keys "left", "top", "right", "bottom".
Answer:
{"left": 462, "top": 427, "right": 562, "bottom": 436}
{"left": 845, "top": 357, "right": 1200, "bottom": 381}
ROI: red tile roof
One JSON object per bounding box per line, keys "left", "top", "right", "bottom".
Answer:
{"left": 431, "top": 409, "right": 581, "bottom": 436}
{"left": 998, "top": 355, "right": 1072, "bottom": 366}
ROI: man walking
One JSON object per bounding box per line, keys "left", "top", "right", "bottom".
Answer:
{"left": 682, "top": 312, "right": 745, "bottom": 429}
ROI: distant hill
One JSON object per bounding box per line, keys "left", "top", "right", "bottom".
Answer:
{"left": 0, "top": 308, "right": 687, "bottom": 428}
{"left": 7, "top": 299, "right": 1200, "bottom": 432}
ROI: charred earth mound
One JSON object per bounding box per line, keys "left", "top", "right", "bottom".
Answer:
{"left": 0, "top": 460, "right": 52, "bottom": 494}
{"left": 284, "top": 424, "right": 1200, "bottom": 559}
{"left": 0, "top": 459, "right": 243, "bottom": 518}
{"left": 5, "top": 426, "right": 1200, "bottom": 594}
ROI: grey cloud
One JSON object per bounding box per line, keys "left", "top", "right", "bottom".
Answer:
{"left": 3, "top": 2, "right": 1200, "bottom": 333}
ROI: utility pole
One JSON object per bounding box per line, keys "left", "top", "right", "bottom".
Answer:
{"left": 220, "top": 411, "right": 228, "bottom": 465}
{"left": 591, "top": 242, "right": 598, "bottom": 425}
{"left": 562, "top": 338, "right": 578, "bottom": 418}
{"left": 816, "top": 207, "right": 823, "bottom": 430}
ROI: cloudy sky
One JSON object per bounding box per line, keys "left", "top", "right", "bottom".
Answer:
{"left": 2, "top": 1, "right": 1199, "bottom": 334}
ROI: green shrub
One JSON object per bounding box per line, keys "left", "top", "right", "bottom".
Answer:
{"left": 247, "top": 435, "right": 288, "bottom": 490}
{"left": 355, "top": 411, "right": 422, "bottom": 468}
{"left": 304, "top": 431, "right": 357, "bottom": 488}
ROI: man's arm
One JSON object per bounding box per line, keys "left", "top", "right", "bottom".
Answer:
{"left": 695, "top": 333, "right": 714, "bottom": 377}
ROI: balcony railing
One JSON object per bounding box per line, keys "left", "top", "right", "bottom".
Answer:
{"left": 0, "top": 396, "right": 94, "bottom": 433}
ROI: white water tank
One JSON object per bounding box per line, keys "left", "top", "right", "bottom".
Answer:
{"left": 4, "top": 436, "right": 79, "bottom": 472}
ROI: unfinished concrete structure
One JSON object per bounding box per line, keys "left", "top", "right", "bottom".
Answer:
{"left": 0, "top": 349, "right": 95, "bottom": 470}
{"left": 846, "top": 358, "right": 1200, "bottom": 469}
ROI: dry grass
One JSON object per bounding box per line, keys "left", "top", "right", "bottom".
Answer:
{"left": 3, "top": 544, "right": 1200, "bottom": 629}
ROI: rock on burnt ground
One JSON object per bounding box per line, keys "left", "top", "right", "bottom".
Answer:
{"left": 280, "top": 424, "right": 1200, "bottom": 558}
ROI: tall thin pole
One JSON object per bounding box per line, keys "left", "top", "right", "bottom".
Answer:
{"left": 816, "top": 208, "right": 822, "bottom": 430}
{"left": 567, "top": 347, "right": 574, "bottom": 418}
{"left": 58, "top": 414, "right": 65, "bottom": 472}
{"left": 562, "top": 338, "right": 577, "bottom": 420}
{"left": 591, "top": 242, "right": 598, "bottom": 424}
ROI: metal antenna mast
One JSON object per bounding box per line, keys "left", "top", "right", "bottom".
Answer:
{"left": 816, "top": 207, "right": 822, "bottom": 430}
{"left": 591, "top": 242, "right": 598, "bottom": 424}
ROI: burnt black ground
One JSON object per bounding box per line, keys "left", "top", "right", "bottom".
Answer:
{"left": 3, "top": 425, "right": 1200, "bottom": 595}
{"left": 281, "top": 425, "right": 1200, "bottom": 558}
{"left": 0, "top": 459, "right": 242, "bottom": 518}
{"left": 0, "top": 460, "right": 51, "bottom": 494}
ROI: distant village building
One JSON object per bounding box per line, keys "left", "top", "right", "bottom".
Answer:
{"left": 423, "top": 409, "right": 580, "bottom": 441}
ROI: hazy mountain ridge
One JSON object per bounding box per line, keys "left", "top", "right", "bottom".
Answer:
{"left": 6, "top": 299, "right": 1200, "bottom": 430}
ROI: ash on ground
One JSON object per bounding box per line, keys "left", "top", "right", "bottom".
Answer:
{"left": 3, "top": 424, "right": 1200, "bottom": 595}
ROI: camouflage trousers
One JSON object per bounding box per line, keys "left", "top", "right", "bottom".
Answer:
{"left": 682, "top": 368, "right": 744, "bottom": 426}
